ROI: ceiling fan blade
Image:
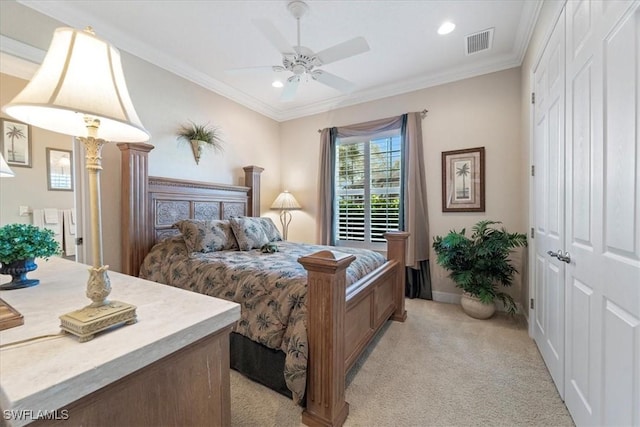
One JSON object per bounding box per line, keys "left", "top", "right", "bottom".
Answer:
{"left": 315, "top": 37, "right": 370, "bottom": 65}
{"left": 225, "top": 65, "right": 285, "bottom": 75}
{"left": 280, "top": 77, "right": 299, "bottom": 101}
{"left": 253, "top": 19, "right": 295, "bottom": 55}
{"left": 312, "top": 70, "right": 355, "bottom": 93}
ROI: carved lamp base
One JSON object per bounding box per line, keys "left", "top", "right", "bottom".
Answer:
{"left": 60, "top": 301, "right": 137, "bottom": 343}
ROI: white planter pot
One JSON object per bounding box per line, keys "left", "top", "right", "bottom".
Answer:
{"left": 460, "top": 292, "right": 496, "bottom": 319}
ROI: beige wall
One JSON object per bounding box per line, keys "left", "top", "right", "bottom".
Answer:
{"left": 0, "top": 73, "right": 74, "bottom": 226}
{"left": 2, "top": 1, "right": 549, "bottom": 308}
{"left": 1, "top": 2, "right": 282, "bottom": 272}
{"left": 280, "top": 67, "right": 527, "bottom": 302}
{"left": 100, "top": 53, "right": 282, "bottom": 271}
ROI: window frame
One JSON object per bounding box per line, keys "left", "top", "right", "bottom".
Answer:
{"left": 334, "top": 129, "right": 402, "bottom": 251}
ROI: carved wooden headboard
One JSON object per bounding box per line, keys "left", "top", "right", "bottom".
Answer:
{"left": 118, "top": 142, "right": 264, "bottom": 276}
{"left": 147, "top": 177, "right": 250, "bottom": 243}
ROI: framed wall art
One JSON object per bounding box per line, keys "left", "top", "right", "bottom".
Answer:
{"left": 46, "top": 148, "right": 73, "bottom": 191}
{"left": 442, "top": 147, "right": 485, "bottom": 212}
{"left": 1, "top": 119, "right": 31, "bottom": 168}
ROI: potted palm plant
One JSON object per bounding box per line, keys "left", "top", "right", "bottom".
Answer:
{"left": 177, "top": 121, "right": 223, "bottom": 164}
{"left": 0, "top": 224, "right": 61, "bottom": 290}
{"left": 432, "top": 220, "right": 527, "bottom": 318}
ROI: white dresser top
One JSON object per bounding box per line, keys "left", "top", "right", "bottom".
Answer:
{"left": 0, "top": 257, "right": 240, "bottom": 425}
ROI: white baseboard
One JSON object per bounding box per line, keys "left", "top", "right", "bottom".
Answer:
{"left": 432, "top": 291, "right": 461, "bottom": 304}
{"left": 432, "top": 291, "right": 528, "bottom": 317}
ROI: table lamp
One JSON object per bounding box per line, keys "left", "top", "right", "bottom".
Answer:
{"left": 2, "top": 26, "right": 150, "bottom": 342}
{"left": 0, "top": 153, "right": 15, "bottom": 177}
{"left": 270, "top": 190, "right": 301, "bottom": 240}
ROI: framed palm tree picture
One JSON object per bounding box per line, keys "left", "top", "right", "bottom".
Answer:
{"left": 1, "top": 119, "right": 31, "bottom": 168}
{"left": 442, "top": 147, "right": 485, "bottom": 212}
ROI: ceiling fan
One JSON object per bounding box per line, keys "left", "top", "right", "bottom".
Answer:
{"left": 227, "top": 0, "right": 370, "bottom": 101}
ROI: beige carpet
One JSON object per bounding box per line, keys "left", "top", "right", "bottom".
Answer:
{"left": 230, "top": 299, "right": 574, "bottom": 427}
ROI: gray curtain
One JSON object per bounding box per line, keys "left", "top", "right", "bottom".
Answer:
{"left": 317, "top": 113, "right": 432, "bottom": 299}
{"left": 317, "top": 127, "right": 335, "bottom": 245}
{"left": 402, "top": 112, "right": 432, "bottom": 299}
{"left": 318, "top": 116, "right": 404, "bottom": 244}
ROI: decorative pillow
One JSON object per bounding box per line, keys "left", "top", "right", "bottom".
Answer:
{"left": 229, "top": 217, "right": 270, "bottom": 251}
{"left": 213, "top": 220, "right": 240, "bottom": 250}
{"left": 173, "top": 219, "right": 238, "bottom": 253}
{"left": 256, "top": 217, "right": 282, "bottom": 242}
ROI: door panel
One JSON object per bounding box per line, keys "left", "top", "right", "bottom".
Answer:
{"left": 545, "top": 262, "right": 563, "bottom": 362}
{"left": 532, "top": 8, "right": 566, "bottom": 397}
{"left": 564, "top": 0, "right": 599, "bottom": 419}
{"left": 564, "top": 1, "right": 640, "bottom": 425}
{"left": 569, "top": 63, "right": 592, "bottom": 247}
{"left": 603, "top": 301, "right": 639, "bottom": 426}
{"left": 567, "top": 278, "right": 593, "bottom": 413}
{"left": 600, "top": 5, "right": 640, "bottom": 426}
{"left": 603, "top": 7, "right": 639, "bottom": 258}
{"left": 533, "top": 2, "right": 639, "bottom": 425}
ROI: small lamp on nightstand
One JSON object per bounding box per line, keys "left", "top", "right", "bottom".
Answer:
{"left": 270, "top": 190, "right": 301, "bottom": 241}
{"left": 2, "top": 26, "right": 150, "bottom": 342}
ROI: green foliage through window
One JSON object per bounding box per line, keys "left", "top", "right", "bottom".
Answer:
{"left": 335, "top": 134, "right": 402, "bottom": 244}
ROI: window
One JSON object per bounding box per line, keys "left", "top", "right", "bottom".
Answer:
{"left": 335, "top": 129, "right": 402, "bottom": 249}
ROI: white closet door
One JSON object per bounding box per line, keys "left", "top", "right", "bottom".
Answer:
{"left": 532, "top": 8, "right": 567, "bottom": 397}
{"left": 564, "top": 0, "right": 640, "bottom": 425}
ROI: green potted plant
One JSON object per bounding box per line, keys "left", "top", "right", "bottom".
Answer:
{"left": 177, "top": 121, "right": 223, "bottom": 164}
{"left": 432, "top": 220, "right": 527, "bottom": 319}
{"left": 0, "top": 223, "right": 61, "bottom": 290}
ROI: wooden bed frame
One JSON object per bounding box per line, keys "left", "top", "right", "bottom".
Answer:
{"left": 117, "top": 143, "right": 408, "bottom": 427}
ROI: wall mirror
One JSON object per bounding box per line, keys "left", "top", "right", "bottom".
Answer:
{"left": 46, "top": 148, "right": 73, "bottom": 191}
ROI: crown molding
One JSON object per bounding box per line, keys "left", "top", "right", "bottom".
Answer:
{"left": 275, "top": 55, "right": 522, "bottom": 121}
{"left": 0, "top": 36, "right": 42, "bottom": 80}
{"left": 16, "top": 0, "right": 539, "bottom": 123}
{"left": 0, "top": 52, "right": 37, "bottom": 80}
{"left": 0, "top": 34, "right": 45, "bottom": 63}
{"left": 514, "top": 0, "right": 544, "bottom": 63}
{"left": 15, "top": 0, "right": 284, "bottom": 121}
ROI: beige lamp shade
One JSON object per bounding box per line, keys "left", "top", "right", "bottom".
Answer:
{"left": 1, "top": 26, "right": 143, "bottom": 336}
{"left": 0, "top": 153, "right": 15, "bottom": 177}
{"left": 271, "top": 191, "right": 302, "bottom": 210}
{"left": 2, "top": 27, "right": 150, "bottom": 142}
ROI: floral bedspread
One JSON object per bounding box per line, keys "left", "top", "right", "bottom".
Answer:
{"left": 139, "top": 237, "right": 386, "bottom": 404}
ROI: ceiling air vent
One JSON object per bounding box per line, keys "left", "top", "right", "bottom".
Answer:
{"left": 465, "top": 28, "right": 494, "bottom": 55}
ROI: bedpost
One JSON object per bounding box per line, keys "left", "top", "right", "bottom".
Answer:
{"left": 299, "top": 250, "right": 355, "bottom": 427}
{"left": 118, "top": 142, "right": 154, "bottom": 277}
{"left": 243, "top": 165, "right": 264, "bottom": 216}
{"left": 385, "top": 231, "right": 410, "bottom": 322}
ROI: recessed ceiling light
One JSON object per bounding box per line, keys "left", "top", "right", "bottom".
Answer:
{"left": 438, "top": 21, "right": 456, "bottom": 35}
{"left": 272, "top": 80, "right": 284, "bottom": 88}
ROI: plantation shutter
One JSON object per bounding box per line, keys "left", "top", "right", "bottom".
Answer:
{"left": 335, "top": 129, "right": 401, "bottom": 248}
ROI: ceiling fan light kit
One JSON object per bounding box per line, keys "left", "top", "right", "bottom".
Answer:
{"left": 228, "top": 0, "right": 370, "bottom": 101}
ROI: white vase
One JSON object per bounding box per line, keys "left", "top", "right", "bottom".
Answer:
{"left": 460, "top": 292, "right": 496, "bottom": 319}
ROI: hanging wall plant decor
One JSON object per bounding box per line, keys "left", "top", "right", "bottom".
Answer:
{"left": 177, "top": 121, "right": 223, "bottom": 164}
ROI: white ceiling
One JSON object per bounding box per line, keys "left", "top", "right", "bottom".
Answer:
{"left": 13, "top": 0, "right": 541, "bottom": 122}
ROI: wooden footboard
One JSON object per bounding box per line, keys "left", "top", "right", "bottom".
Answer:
{"left": 118, "top": 145, "right": 408, "bottom": 427}
{"left": 299, "top": 232, "right": 409, "bottom": 427}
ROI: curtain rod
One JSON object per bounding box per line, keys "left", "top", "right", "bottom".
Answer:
{"left": 316, "top": 109, "right": 428, "bottom": 133}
